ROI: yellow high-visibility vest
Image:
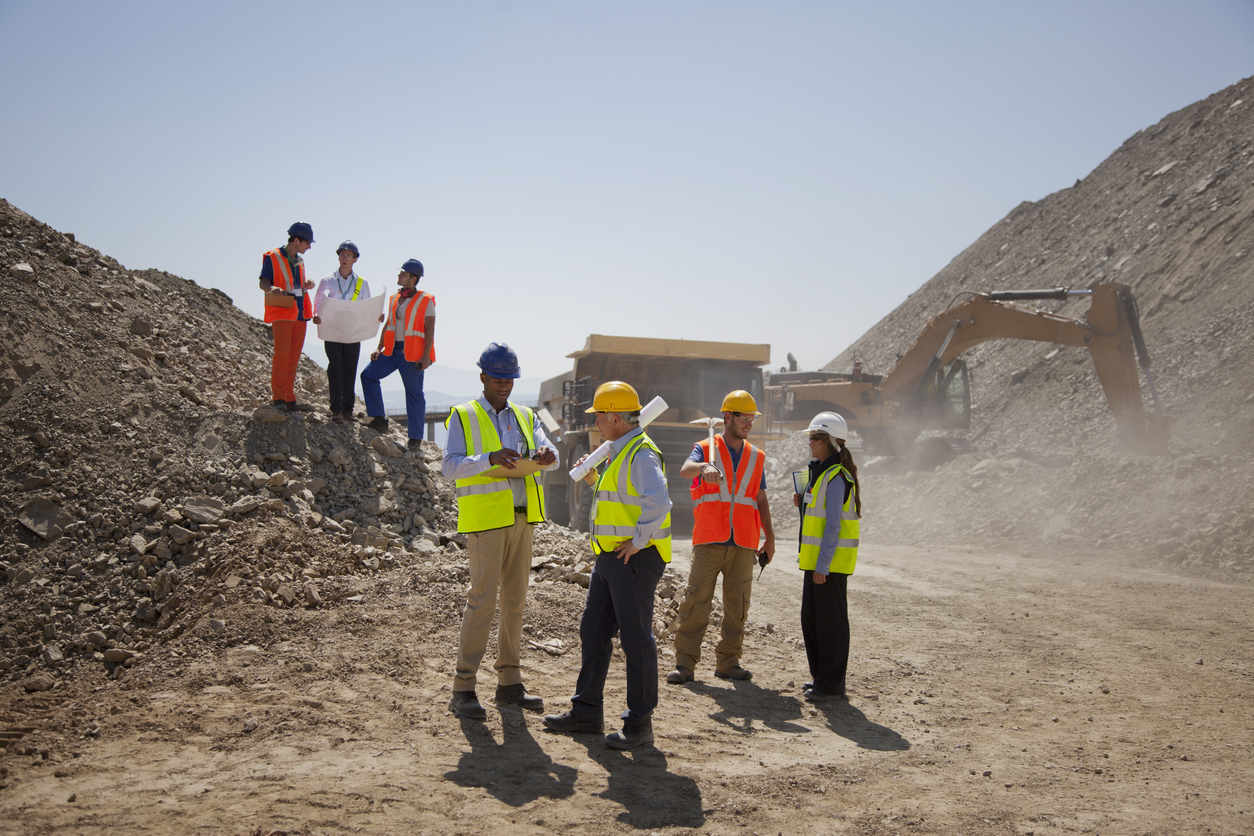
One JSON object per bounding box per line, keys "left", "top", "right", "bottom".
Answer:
{"left": 591, "top": 433, "right": 671, "bottom": 562}
{"left": 798, "top": 464, "right": 859, "bottom": 574}
{"left": 447, "top": 401, "right": 546, "bottom": 533}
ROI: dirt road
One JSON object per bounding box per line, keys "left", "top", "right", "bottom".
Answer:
{"left": 3, "top": 538, "right": 1251, "bottom": 835}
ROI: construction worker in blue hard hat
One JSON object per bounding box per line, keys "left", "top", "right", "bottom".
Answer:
{"left": 311, "top": 240, "right": 372, "bottom": 424}
{"left": 360, "top": 259, "right": 435, "bottom": 448}
{"left": 442, "top": 342, "right": 559, "bottom": 721}
{"left": 258, "top": 222, "right": 317, "bottom": 412}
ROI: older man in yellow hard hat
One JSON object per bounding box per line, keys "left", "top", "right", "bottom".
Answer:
{"left": 544, "top": 381, "right": 672, "bottom": 750}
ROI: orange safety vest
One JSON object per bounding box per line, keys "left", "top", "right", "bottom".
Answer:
{"left": 262, "top": 249, "right": 309, "bottom": 324}
{"left": 381, "top": 291, "right": 436, "bottom": 363}
{"left": 690, "top": 435, "right": 764, "bottom": 549}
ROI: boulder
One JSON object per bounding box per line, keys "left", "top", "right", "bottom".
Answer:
{"left": 182, "top": 495, "right": 225, "bottom": 525}
{"left": 19, "top": 498, "right": 74, "bottom": 541}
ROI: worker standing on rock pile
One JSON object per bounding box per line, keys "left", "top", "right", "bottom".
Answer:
{"left": 793, "top": 412, "right": 862, "bottom": 702}
{"left": 544, "top": 381, "right": 672, "bottom": 750}
{"left": 311, "top": 240, "right": 371, "bottom": 424}
{"left": 360, "top": 259, "right": 435, "bottom": 450}
{"left": 667, "top": 389, "right": 775, "bottom": 685}
{"left": 443, "top": 342, "right": 558, "bottom": 720}
{"left": 259, "top": 222, "right": 317, "bottom": 413}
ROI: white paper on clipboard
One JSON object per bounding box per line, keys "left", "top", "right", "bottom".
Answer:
{"left": 316, "top": 295, "right": 386, "bottom": 343}
{"left": 792, "top": 470, "right": 808, "bottom": 495}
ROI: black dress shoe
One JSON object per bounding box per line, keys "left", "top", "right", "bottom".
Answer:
{"left": 543, "top": 710, "right": 604, "bottom": 734}
{"left": 496, "top": 683, "right": 544, "bottom": 713}
{"left": 448, "top": 690, "right": 487, "bottom": 720}
{"left": 605, "top": 717, "right": 654, "bottom": 750}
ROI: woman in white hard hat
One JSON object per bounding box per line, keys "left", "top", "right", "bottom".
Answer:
{"left": 793, "top": 411, "right": 862, "bottom": 702}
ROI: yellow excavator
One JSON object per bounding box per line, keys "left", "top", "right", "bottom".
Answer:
{"left": 762, "top": 282, "right": 1170, "bottom": 456}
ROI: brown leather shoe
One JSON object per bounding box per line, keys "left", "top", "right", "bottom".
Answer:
{"left": 542, "top": 710, "right": 604, "bottom": 734}
{"left": 715, "top": 666, "right": 753, "bottom": 681}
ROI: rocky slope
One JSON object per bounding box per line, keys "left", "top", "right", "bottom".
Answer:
{"left": 772, "top": 76, "right": 1254, "bottom": 576}
{"left": 0, "top": 199, "right": 703, "bottom": 695}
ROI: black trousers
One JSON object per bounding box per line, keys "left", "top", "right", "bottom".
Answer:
{"left": 572, "top": 546, "right": 665, "bottom": 724}
{"left": 325, "top": 341, "right": 361, "bottom": 415}
{"left": 800, "top": 569, "right": 850, "bottom": 695}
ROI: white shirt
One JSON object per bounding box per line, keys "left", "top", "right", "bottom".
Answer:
{"left": 313, "top": 270, "right": 372, "bottom": 316}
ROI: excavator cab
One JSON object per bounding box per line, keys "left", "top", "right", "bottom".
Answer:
{"left": 910, "top": 358, "right": 971, "bottom": 430}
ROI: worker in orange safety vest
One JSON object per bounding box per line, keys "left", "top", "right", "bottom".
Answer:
{"left": 666, "top": 389, "right": 775, "bottom": 685}
{"left": 259, "top": 222, "right": 318, "bottom": 413}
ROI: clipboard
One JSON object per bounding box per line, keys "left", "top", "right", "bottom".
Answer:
{"left": 792, "top": 470, "right": 808, "bottom": 495}
{"left": 484, "top": 459, "right": 547, "bottom": 479}
{"left": 267, "top": 293, "right": 296, "bottom": 309}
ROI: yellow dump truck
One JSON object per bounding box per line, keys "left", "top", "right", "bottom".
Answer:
{"left": 538, "top": 334, "right": 771, "bottom": 533}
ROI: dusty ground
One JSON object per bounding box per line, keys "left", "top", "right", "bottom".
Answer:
{"left": 3, "top": 530, "right": 1250, "bottom": 836}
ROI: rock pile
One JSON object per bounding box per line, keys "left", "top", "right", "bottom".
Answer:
{"left": 785, "top": 76, "right": 1254, "bottom": 576}
{"left": 0, "top": 198, "right": 689, "bottom": 694}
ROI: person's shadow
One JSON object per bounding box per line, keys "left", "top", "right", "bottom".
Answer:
{"left": 580, "top": 737, "right": 705, "bottom": 830}
{"left": 443, "top": 707, "right": 578, "bottom": 806}
{"left": 689, "top": 679, "right": 809, "bottom": 734}
{"left": 813, "top": 698, "right": 910, "bottom": 751}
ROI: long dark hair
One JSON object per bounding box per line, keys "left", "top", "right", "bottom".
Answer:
{"left": 838, "top": 442, "right": 862, "bottom": 518}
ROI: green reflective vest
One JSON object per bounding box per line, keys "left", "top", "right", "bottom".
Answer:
{"left": 591, "top": 433, "right": 672, "bottom": 563}
{"left": 798, "top": 464, "right": 859, "bottom": 574}
{"left": 447, "top": 401, "right": 546, "bottom": 533}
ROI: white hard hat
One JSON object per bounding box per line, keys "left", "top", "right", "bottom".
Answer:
{"left": 806, "top": 411, "right": 848, "bottom": 442}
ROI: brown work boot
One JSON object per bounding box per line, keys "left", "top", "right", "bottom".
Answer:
{"left": 496, "top": 683, "right": 544, "bottom": 713}
{"left": 448, "top": 690, "right": 487, "bottom": 720}
{"left": 605, "top": 716, "right": 654, "bottom": 750}
{"left": 665, "top": 666, "right": 694, "bottom": 684}
{"left": 715, "top": 665, "right": 753, "bottom": 681}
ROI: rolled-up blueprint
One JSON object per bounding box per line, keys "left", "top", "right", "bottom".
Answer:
{"left": 568, "top": 396, "right": 668, "bottom": 483}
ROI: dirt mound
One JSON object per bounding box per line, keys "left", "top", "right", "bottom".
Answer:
{"left": 0, "top": 199, "right": 668, "bottom": 705}
{"left": 768, "top": 76, "right": 1254, "bottom": 577}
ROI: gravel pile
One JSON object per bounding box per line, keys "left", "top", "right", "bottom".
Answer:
{"left": 777, "top": 76, "right": 1254, "bottom": 577}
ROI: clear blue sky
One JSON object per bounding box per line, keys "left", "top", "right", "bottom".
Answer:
{"left": 2, "top": 1, "right": 1251, "bottom": 381}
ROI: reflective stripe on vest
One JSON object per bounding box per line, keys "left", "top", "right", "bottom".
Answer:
{"left": 690, "top": 436, "right": 764, "bottom": 548}
{"left": 334, "top": 275, "right": 364, "bottom": 301}
{"left": 797, "top": 464, "right": 859, "bottom": 574}
{"left": 446, "top": 401, "right": 546, "bottom": 533}
{"left": 263, "top": 249, "right": 308, "bottom": 324}
{"left": 382, "top": 291, "right": 435, "bottom": 363}
{"left": 591, "top": 433, "right": 672, "bottom": 563}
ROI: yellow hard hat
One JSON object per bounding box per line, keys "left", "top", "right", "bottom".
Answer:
{"left": 720, "top": 389, "right": 760, "bottom": 415}
{"left": 585, "top": 381, "right": 643, "bottom": 413}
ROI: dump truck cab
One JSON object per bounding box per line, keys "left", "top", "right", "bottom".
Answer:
{"left": 539, "top": 334, "right": 771, "bottom": 533}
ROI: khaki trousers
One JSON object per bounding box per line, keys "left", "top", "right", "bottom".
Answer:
{"left": 453, "top": 512, "right": 533, "bottom": 691}
{"left": 673, "top": 543, "right": 756, "bottom": 672}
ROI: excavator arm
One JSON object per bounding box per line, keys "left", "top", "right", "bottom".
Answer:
{"left": 881, "top": 283, "right": 1169, "bottom": 454}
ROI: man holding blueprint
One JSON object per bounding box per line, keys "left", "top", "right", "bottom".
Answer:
{"left": 312, "top": 240, "right": 381, "bottom": 423}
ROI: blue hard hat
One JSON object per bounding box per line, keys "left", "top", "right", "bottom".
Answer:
{"left": 287, "top": 222, "right": 315, "bottom": 242}
{"left": 336, "top": 240, "right": 359, "bottom": 256}
{"left": 401, "top": 258, "right": 424, "bottom": 278}
{"left": 477, "top": 342, "right": 521, "bottom": 379}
